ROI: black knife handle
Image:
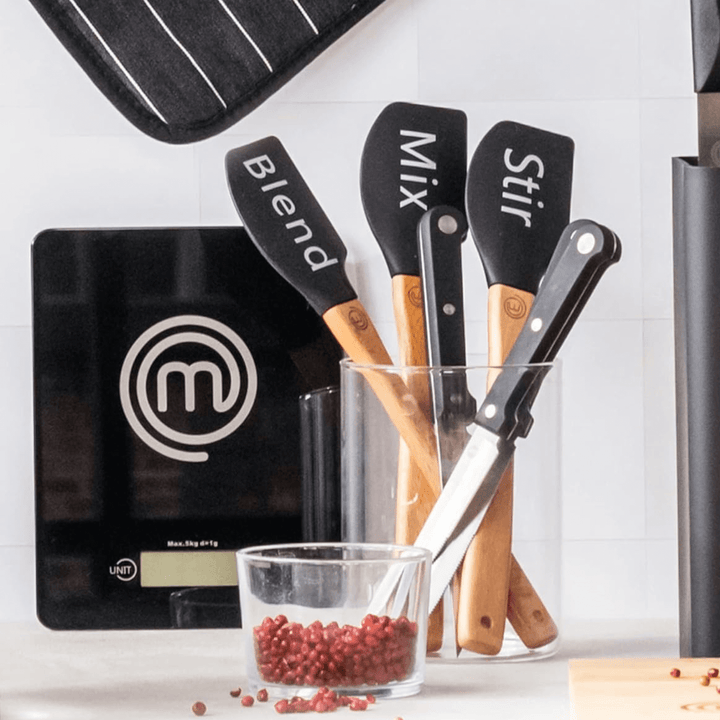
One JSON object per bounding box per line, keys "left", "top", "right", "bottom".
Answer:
{"left": 418, "top": 205, "right": 468, "bottom": 367}
{"left": 692, "top": 0, "right": 720, "bottom": 92}
{"left": 477, "top": 219, "right": 621, "bottom": 441}
{"left": 418, "top": 206, "right": 477, "bottom": 423}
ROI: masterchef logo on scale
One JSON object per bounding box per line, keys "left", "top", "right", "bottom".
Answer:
{"left": 119, "top": 315, "right": 258, "bottom": 463}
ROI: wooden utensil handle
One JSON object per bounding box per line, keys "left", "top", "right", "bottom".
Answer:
{"left": 322, "top": 298, "right": 441, "bottom": 508}
{"left": 507, "top": 555, "right": 558, "bottom": 648}
{"left": 391, "top": 275, "right": 443, "bottom": 652}
{"left": 392, "top": 275, "right": 428, "bottom": 369}
{"left": 392, "top": 275, "right": 435, "bottom": 541}
{"left": 458, "top": 284, "right": 542, "bottom": 654}
{"left": 457, "top": 459, "right": 514, "bottom": 654}
{"left": 325, "top": 296, "right": 443, "bottom": 649}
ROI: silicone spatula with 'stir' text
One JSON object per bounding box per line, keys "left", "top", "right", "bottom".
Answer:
{"left": 460, "top": 120, "right": 574, "bottom": 654}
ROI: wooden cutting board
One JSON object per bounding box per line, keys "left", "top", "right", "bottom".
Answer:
{"left": 569, "top": 658, "right": 720, "bottom": 718}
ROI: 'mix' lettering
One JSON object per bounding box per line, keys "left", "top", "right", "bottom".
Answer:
{"left": 399, "top": 130, "right": 437, "bottom": 211}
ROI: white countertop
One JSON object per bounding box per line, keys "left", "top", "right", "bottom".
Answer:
{"left": 0, "top": 620, "right": 678, "bottom": 720}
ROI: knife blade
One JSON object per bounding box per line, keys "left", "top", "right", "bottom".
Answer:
{"left": 420, "top": 219, "right": 621, "bottom": 610}
{"left": 691, "top": 0, "right": 720, "bottom": 166}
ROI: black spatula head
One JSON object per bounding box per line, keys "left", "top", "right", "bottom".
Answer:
{"left": 466, "top": 121, "right": 574, "bottom": 295}
{"left": 360, "top": 102, "right": 467, "bottom": 277}
{"left": 225, "top": 136, "right": 356, "bottom": 316}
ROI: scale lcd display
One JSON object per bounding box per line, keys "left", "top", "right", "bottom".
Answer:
{"left": 140, "top": 551, "right": 238, "bottom": 587}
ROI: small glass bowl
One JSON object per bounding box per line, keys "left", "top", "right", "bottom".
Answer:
{"left": 236, "top": 542, "right": 430, "bottom": 699}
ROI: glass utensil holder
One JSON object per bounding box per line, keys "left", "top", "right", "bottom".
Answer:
{"left": 340, "top": 358, "right": 561, "bottom": 662}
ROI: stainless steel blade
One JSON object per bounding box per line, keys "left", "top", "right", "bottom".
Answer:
{"left": 437, "top": 411, "right": 474, "bottom": 485}
{"left": 423, "top": 428, "right": 515, "bottom": 610}
{"left": 366, "top": 425, "right": 513, "bottom": 618}
{"left": 414, "top": 425, "right": 509, "bottom": 556}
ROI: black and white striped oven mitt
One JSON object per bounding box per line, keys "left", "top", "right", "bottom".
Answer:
{"left": 29, "top": 0, "right": 387, "bottom": 143}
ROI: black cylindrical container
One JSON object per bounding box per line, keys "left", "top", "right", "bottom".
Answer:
{"left": 299, "top": 386, "right": 341, "bottom": 542}
{"left": 673, "top": 156, "right": 720, "bottom": 656}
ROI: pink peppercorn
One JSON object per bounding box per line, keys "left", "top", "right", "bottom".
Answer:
{"left": 274, "top": 699, "right": 289, "bottom": 713}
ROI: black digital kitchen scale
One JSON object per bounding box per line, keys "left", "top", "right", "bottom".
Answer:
{"left": 32, "top": 227, "right": 343, "bottom": 630}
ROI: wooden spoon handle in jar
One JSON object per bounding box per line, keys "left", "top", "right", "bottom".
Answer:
{"left": 391, "top": 275, "right": 444, "bottom": 651}
{"left": 323, "top": 298, "right": 441, "bottom": 510}
{"left": 457, "top": 284, "right": 557, "bottom": 654}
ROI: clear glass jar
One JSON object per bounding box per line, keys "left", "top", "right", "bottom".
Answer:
{"left": 236, "top": 542, "right": 431, "bottom": 698}
{"left": 340, "top": 357, "right": 561, "bottom": 662}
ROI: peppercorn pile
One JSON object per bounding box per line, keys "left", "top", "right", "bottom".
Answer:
{"left": 192, "top": 687, "right": 383, "bottom": 715}
{"left": 253, "top": 614, "right": 418, "bottom": 688}
{"left": 274, "top": 686, "right": 376, "bottom": 713}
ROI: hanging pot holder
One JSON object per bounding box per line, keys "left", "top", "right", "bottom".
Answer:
{"left": 28, "top": 0, "right": 387, "bottom": 144}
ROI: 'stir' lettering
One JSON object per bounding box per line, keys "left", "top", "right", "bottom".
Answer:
{"left": 500, "top": 148, "right": 545, "bottom": 228}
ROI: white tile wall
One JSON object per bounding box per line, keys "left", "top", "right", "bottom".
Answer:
{"left": 0, "top": 0, "right": 693, "bottom": 623}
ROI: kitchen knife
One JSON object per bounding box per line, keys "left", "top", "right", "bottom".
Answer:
{"left": 225, "top": 136, "right": 441, "bottom": 508}
{"left": 416, "top": 204, "right": 472, "bottom": 654}
{"left": 418, "top": 219, "right": 621, "bottom": 612}
{"left": 360, "top": 102, "right": 466, "bottom": 651}
{"left": 417, "top": 205, "right": 475, "bottom": 482}
{"left": 691, "top": 0, "right": 720, "bottom": 166}
{"left": 418, "top": 207, "right": 561, "bottom": 653}
{"left": 460, "top": 121, "right": 574, "bottom": 654}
